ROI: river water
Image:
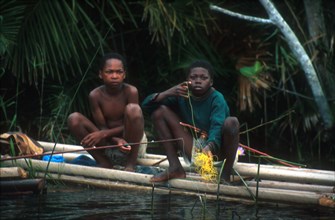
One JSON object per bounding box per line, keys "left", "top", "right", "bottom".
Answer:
{"left": 1, "top": 184, "right": 334, "bottom": 220}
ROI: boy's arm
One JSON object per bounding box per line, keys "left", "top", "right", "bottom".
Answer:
{"left": 126, "top": 84, "right": 139, "bottom": 104}
{"left": 80, "top": 92, "right": 123, "bottom": 148}
{"left": 154, "top": 81, "right": 190, "bottom": 101}
{"left": 204, "top": 94, "right": 230, "bottom": 154}
{"left": 142, "top": 81, "right": 190, "bottom": 114}
{"left": 89, "top": 91, "right": 106, "bottom": 129}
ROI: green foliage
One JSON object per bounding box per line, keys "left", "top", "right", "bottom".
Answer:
{"left": 0, "top": 0, "right": 25, "bottom": 56}
{"left": 141, "top": 0, "right": 217, "bottom": 56}
{"left": 239, "top": 61, "right": 263, "bottom": 78}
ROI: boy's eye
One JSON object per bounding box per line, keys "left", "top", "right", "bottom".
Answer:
{"left": 105, "top": 70, "right": 124, "bottom": 74}
{"left": 189, "top": 75, "right": 209, "bottom": 80}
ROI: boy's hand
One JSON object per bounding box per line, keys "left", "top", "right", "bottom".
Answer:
{"left": 202, "top": 145, "right": 213, "bottom": 157}
{"left": 179, "top": 81, "right": 191, "bottom": 98}
{"left": 81, "top": 131, "right": 105, "bottom": 148}
{"left": 165, "top": 81, "right": 191, "bottom": 98}
{"left": 115, "top": 138, "right": 131, "bottom": 154}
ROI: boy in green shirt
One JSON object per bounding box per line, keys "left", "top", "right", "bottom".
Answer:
{"left": 142, "top": 60, "right": 239, "bottom": 182}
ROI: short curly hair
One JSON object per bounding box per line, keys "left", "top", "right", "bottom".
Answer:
{"left": 187, "top": 60, "right": 214, "bottom": 79}
{"left": 99, "top": 52, "right": 127, "bottom": 71}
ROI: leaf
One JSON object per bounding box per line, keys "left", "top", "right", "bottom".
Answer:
{"left": 239, "top": 61, "right": 263, "bottom": 77}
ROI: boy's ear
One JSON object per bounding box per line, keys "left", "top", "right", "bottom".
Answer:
{"left": 98, "top": 72, "right": 102, "bottom": 79}
{"left": 210, "top": 79, "right": 213, "bottom": 86}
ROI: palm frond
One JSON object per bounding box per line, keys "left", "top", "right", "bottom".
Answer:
{"left": 141, "top": 0, "right": 217, "bottom": 56}
{"left": 4, "top": 0, "right": 111, "bottom": 84}
{"left": 0, "top": 0, "right": 25, "bottom": 56}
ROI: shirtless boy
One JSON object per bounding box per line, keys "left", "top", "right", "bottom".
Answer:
{"left": 68, "top": 52, "right": 144, "bottom": 171}
{"left": 142, "top": 60, "right": 239, "bottom": 182}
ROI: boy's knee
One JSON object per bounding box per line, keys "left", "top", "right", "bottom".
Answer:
{"left": 151, "top": 105, "right": 168, "bottom": 121}
{"left": 223, "top": 117, "right": 240, "bottom": 135}
{"left": 125, "top": 103, "right": 143, "bottom": 119}
{"left": 226, "top": 117, "right": 239, "bottom": 128}
{"left": 67, "top": 112, "right": 81, "bottom": 125}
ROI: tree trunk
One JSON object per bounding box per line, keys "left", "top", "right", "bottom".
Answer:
{"left": 303, "top": 0, "right": 335, "bottom": 101}
{"left": 259, "top": 0, "right": 334, "bottom": 129}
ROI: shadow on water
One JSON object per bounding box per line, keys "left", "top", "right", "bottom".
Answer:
{"left": 1, "top": 185, "right": 334, "bottom": 220}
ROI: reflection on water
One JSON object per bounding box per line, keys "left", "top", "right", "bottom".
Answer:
{"left": 1, "top": 185, "right": 334, "bottom": 220}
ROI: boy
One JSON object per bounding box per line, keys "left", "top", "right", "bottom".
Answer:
{"left": 142, "top": 60, "right": 239, "bottom": 182}
{"left": 68, "top": 52, "right": 145, "bottom": 171}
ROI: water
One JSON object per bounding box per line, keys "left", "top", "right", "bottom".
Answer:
{"left": 1, "top": 184, "right": 334, "bottom": 220}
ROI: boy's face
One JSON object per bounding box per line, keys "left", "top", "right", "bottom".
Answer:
{"left": 187, "top": 67, "right": 213, "bottom": 97}
{"left": 99, "top": 58, "right": 126, "bottom": 87}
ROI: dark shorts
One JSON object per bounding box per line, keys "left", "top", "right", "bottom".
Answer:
{"left": 104, "top": 133, "right": 147, "bottom": 166}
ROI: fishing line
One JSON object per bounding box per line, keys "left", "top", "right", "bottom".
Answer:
{"left": 184, "top": 85, "right": 219, "bottom": 182}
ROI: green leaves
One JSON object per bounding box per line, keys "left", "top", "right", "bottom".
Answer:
{"left": 0, "top": 0, "right": 25, "bottom": 56}
{"left": 239, "top": 61, "right": 263, "bottom": 78}
{"left": 141, "top": 0, "right": 217, "bottom": 56}
{"left": 3, "top": 0, "right": 110, "bottom": 84}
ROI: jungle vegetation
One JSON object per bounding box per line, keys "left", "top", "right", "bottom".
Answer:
{"left": 1, "top": 0, "right": 334, "bottom": 170}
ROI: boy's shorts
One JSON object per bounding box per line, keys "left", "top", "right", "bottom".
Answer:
{"left": 105, "top": 133, "right": 147, "bottom": 166}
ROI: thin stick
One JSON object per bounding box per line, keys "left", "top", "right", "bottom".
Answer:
{"left": 0, "top": 138, "right": 183, "bottom": 162}
{"left": 256, "top": 157, "right": 261, "bottom": 206}
{"left": 151, "top": 157, "right": 168, "bottom": 166}
{"left": 179, "top": 122, "right": 208, "bottom": 137}
{"left": 239, "top": 143, "right": 301, "bottom": 168}
{"left": 239, "top": 111, "right": 293, "bottom": 134}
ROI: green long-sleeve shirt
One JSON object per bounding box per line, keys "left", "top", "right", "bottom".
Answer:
{"left": 141, "top": 88, "right": 230, "bottom": 153}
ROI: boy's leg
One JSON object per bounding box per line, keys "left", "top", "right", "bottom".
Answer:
{"left": 123, "top": 103, "right": 144, "bottom": 171}
{"left": 67, "top": 112, "right": 113, "bottom": 168}
{"left": 220, "top": 117, "right": 240, "bottom": 182}
{"left": 150, "top": 105, "right": 193, "bottom": 182}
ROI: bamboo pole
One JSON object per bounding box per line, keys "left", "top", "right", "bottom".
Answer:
{"left": 34, "top": 172, "right": 257, "bottom": 205}
{"left": 0, "top": 178, "right": 45, "bottom": 194}
{"left": 38, "top": 141, "right": 90, "bottom": 154}
{"left": 169, "top": 179, "right": 322, "bottom": 206}
{"left": 0, "top": 167, "right": 28, "bottom": 179}
{"left": 235, "top": 163, "right": 335, "bottom": 186}
{"left": 2, "top": 159, "right": 152, "bottom": 184}
{"left": 245, "top": 180, "right": 334, "bottom": 193}
{"left": 138, "top": 156, "right": 335, "bottom": 186}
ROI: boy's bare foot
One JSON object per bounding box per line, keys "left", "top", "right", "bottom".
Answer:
{"left": 124, "top": 166, "right": 135, "bottom": 172}
{"left": 150, "top": 169, "right": 186, "bottom": 182}
{"left": 124, "top": 162, "right": 136, "bottom": 172}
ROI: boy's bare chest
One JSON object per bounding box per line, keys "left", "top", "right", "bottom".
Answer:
{"left": 99, "top": 93, "right": 128, "bottom": 118}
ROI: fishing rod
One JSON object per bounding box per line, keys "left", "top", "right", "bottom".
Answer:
{"left": 0, "top": 138, "right": 183, "bottom": 162}
{"left": 239, "top": 143, "right": 302, "bottom": 168}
